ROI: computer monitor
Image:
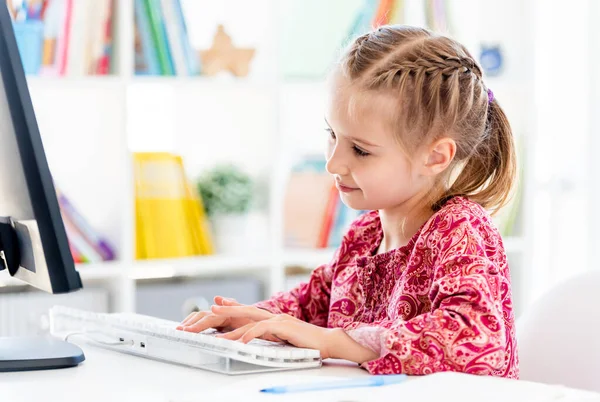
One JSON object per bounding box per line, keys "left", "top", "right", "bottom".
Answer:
{"left": 0, "top": 4, "right": 85, "bottom": 371}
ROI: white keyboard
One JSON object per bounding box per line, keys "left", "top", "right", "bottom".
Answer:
{"left": 49, "top": 306, "right": 322, "bottom": 375}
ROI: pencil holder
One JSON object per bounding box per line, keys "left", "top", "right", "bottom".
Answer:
{"left": 13, "top": 21, "right": 44, "bottom": 75}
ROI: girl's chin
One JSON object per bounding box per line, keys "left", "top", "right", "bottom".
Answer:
{"left": 339, "top": 193, "right": 367, "bottom": 210}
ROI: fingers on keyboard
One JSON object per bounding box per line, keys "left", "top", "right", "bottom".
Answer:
{"left": 184, "top": 314, "right": 226, "bottom": 333}
{"left": 211, "top": 305, "right": 273, "bottom": 321}
{"left": 179, "top": 312, "right": 197, "bottom": 326}
{"left": 215, "top": 323, "right": 253, "bottom": 340}
{"left": 177, "top": 311, "right": 210, "bottom": 329}
{"left": 214, "top": 296, "right": 242, "bottom": 306}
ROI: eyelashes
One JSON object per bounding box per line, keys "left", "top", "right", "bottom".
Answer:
{"left": 352, "top": 146, "right": 369, "bottom": 157}
{"left": 325, "top": 127, "right": 335, "bottom": 139}
{"left": 325, "top": 128, "right": 370, "bottom": 158}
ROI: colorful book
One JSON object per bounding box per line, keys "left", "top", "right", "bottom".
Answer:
{"left": 317, "top": 184, "right": 339, "bottom": 248}
{"left": 186, "top": 179, "right": 214, "bottom": 255}
{"left": 61, "top": 211, "right": 104, "bottom": 263}
{"left": 284, "top": 156, "right": 367, "bottom": 250}
{"left": 57, "top": 190, "right": 116, "bottom": 261}
{"left": 134, "top": 0, "right": 160, "bottom": 75}
{"left": 28, "top": 0, "right": 114, "bottom": 76}
{"left": 95, "top": 0, "right": 113, "bottom": 75}
{"left": 341, "top": 0, "right": 379, "bottom": 46}
{"left": 373, "top": 0, "right": 396, "bottom": 26}
{"left": 284, "top": 169, "right": 333, "bottom": 248}
{"left": 134, "top": 152, "right": 213, "bottom": 259}
{"left": 172, "top": 0, "right": 200, "bottom": 75}
{"left": 144, "top": 0, "right": 175, "bottom": 75}
{"left": 159, "top": 0, "right": 187, "bottom": 76}
{"left": 388, "top": 0, "right": 404, "bottom": 24}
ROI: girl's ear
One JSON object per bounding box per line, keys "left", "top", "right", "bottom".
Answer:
{"left": 421, "top": 137, "right": 456, "bottom": 176}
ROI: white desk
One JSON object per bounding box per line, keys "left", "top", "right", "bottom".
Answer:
{"left": 2, "top": 340, "right": 599, "bottom": 402}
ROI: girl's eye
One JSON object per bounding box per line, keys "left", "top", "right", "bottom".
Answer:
{"left": 325, "top": 128, "right": 336, "bottom": 139}
{"left": 353, "top": 145, "right": 369, "bottom": 157}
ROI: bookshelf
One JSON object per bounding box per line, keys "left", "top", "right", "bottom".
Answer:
{"left": 6, "top": 0, "right": 536, "bottom": 318}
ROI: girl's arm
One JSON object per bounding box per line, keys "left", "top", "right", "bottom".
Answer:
{"left": 339, "top": 254, "right": 513, "bottom": 376}
{"left": 253, "top": 212, "right": 375, "bottom": 327}
{"left": 253, "top": 248, "right": 340, "bottom": 328}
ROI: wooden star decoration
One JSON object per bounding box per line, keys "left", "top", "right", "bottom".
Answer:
{"left": 199, "top": 25, "right": 256, "bottom": 77}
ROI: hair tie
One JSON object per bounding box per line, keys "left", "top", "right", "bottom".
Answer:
{"left": 487, "top": 88, "right": 494, "bottom": 104}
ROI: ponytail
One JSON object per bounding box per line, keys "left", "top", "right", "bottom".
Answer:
{"left": 441, "top": 98, "right": 517, "bottom": 214}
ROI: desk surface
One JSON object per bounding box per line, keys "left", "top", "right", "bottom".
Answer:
{"left": 2, "top": 341, "right": 599, "bottom": 402}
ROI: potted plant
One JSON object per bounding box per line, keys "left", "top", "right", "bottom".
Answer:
{"left": 196, "top": 164, "right": 254, "bottom": 254}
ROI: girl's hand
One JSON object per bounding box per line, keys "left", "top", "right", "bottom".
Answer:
{"left": 176, "top": 296, "right": 273, "bottom": 333}
{"left": 211, "top": 307, "right": 335, "bottom": 359}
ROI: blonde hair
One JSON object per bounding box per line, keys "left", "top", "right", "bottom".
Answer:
{"left": 338, "top": 25, "right": 516, "bottom": 214}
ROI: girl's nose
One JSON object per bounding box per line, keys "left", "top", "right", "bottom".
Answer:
{"left": 326, "top": 146, "right": 349, "bottom": 176}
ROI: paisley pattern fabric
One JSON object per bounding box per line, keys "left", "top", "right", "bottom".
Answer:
{"left": 255, "top": 196, "right": 518, "bottom": 378}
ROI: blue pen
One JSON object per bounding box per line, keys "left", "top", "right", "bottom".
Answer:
{"left": 259, "top": 374, "right": 408, "bottom": 394}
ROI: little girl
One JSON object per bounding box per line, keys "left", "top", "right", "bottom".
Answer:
{"left": 177, "top": 25, "right": 518, "bottom": 379}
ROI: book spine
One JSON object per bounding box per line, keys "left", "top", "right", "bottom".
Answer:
{"left": 39, "top": 0, "right": 61, "bottom": 74}
{"left": 134, "top": 152, "right": 206, "bottom": 259}
{"left": 343, "top": 0, "right": 379, "bottom": 44}
{"left": 373, "top": 0, "right": 395, "bottom": 26}
{"left": 160, "top": 0, "right": 187, "bottom": 76}
{"left": 327, "top": 197, "right": 346, "bottom": 249}
{"left": 144, "top": 0, "right": 175, "bottom": 75}
{"left": 186, "top": 180, "right": 214, "bottom": 255}
{"left": 58, "top": 193, "right": 115, "bottom": 260}
{"left": 56, "top": 0, "right": 72, "bottom": 75}
{"left": 134, "top": 0, "right": 160, "bottom": 75}
{"left": 95, "top": 0, "right": 113, "bottom": 75}
{"left": 317, "top": 184, "right": 339, "bottom": 248}
{"left": 62, "top": 213, "right": 103, "bottom": 263}
{"left": 68, "top": 239, "right": 84, "bottom": 263}
{"left": 172, "top": 0, "right": 200, "bottom": 75}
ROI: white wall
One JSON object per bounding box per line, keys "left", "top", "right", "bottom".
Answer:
{"left": 529, "top": 0, "right": 594, "bottom": 301}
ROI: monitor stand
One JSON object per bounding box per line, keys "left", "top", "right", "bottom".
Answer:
{"left": 0, "top": 218, "right": 85, "bottom": 371}
{"left": 0, "top": 336, "right": 85, "bottom": 371}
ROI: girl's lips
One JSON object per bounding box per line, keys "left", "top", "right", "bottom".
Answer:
{"left": 336, "top": 182, "right": 359, "bottom": 193}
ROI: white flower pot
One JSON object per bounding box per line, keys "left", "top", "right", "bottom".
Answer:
{"left": 210, "top": 213, "right": 251, "bottom": 255}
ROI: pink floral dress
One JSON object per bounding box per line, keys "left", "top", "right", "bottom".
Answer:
{"left": 255, "top": 196, "right": 518, "bottom": 378}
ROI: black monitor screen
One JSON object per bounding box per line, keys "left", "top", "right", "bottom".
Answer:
{"left": 0, "top": 4, "right": 82, "bottom": 294}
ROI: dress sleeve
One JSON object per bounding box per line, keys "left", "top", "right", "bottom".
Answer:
{"left": 254, "top": 211, "right": 377, "bottom": 327}
{"left": 253, "top": 255, "right": 336, "bottom": 327}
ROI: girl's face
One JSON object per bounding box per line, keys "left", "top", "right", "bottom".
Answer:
{"left": 324, "top": 75, "right": 431, "bottom": 212}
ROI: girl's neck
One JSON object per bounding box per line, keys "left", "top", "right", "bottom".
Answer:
{"left": 377, "top": 200, "right": 433, "bottom": 254}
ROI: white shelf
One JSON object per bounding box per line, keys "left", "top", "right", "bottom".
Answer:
{"left": 26, "top": 75, "right": 125, "bottom": 89}
{"left": 75, "top": 261, "right": 123, "bottom": 280}
{"left": 23, "top": 75, "right": 324, "bottom": 92}
{"left": 129, "top": 75, "right": 278, "bottom": 90}
{"left": 130, "top": 255, "right": 270, "bottom": 280}
{"left": 0, "top": 261, "right": 122, "bottom": 288}
{"left": 0, "top": 255, "right": 271, "bottom": 287}
{"left": 283, "top": 248, "right": 336, "bottom": 268}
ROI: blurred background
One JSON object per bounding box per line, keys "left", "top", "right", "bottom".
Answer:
{"left": 0, "top": 0, "right": 598, "bottom": 336}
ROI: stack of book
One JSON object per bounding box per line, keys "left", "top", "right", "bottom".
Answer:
{"left": 284, "top": 156, "right": 363, "bottom": 250}
{"left": 57, "top": 189, "right": 116, "bottom": 264}
{"left": 8, "top": 0, "right": 114, "bottom": 76}
{"left": 134, "top": 152, "right": 213, "bottom": 259}
{"left": 134, "top": 0, "right": 200, "bottom": 76}
{"left": 343, "top": 0, "right": 402, "bottom": 45}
